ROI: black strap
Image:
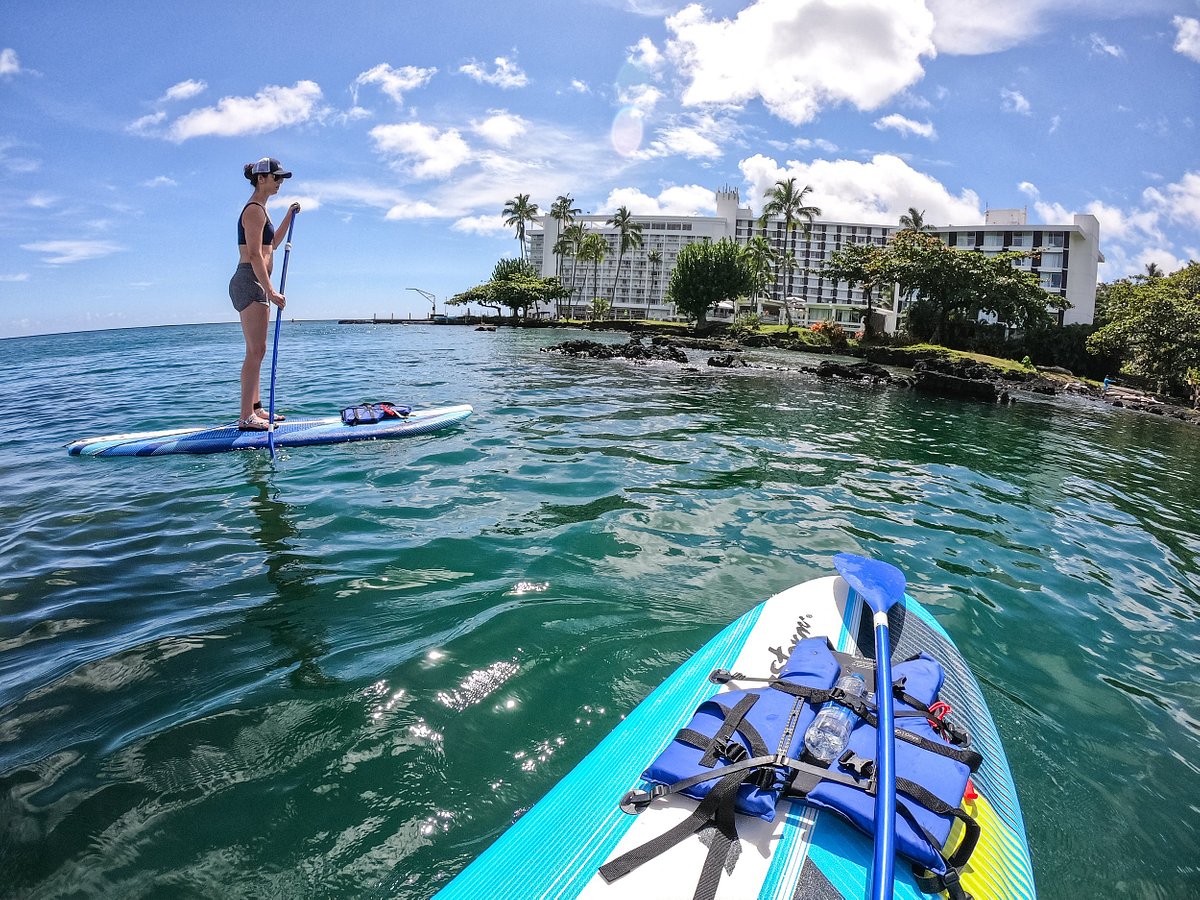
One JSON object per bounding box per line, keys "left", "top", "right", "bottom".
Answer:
{"left": 696, "top": 694, "right": 760, "bottom": 767}
{"left": 600, "top": 769, "right": 745, "bottom": 900}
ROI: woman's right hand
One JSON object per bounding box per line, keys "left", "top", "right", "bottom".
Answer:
{"left": 269, "top": 289, "right": 286, "bottom": 309}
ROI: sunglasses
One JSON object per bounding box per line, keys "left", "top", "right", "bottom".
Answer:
{"left": 272, "top": 173, "right": 287, "bottom": 182}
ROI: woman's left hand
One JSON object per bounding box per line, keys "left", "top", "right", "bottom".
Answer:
{"left": 289, "top": 202, "right": 301, "bottom": 215}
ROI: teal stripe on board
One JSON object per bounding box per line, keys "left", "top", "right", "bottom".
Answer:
{"left": 437, "top": 603, "right": 765, "bottom": 899}
{"left": 758, "top": 800, "right": 815, "bottom": 900}
{"left": 807, "top": 815, "right": 929, "bottom": 899}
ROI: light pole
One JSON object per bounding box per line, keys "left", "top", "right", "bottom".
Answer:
{"left": 407, "top": 287, "right": 436, "bottom": 318}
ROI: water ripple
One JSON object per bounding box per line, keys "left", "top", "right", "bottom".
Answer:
{"left": 1, "top": 325, "right": 1198, "bottom": 898}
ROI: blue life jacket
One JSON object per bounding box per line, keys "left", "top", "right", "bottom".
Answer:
{"left": 341, "top": 402, "right": 411, "bottom": 425}
{"left": 600, "top": 637, "right": 982, "bottom": 900}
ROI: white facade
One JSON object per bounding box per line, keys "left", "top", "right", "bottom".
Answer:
{"left": 529, "top": 210, "right": 733, "bottom": 320}
{"left": 933, "top": 209, "right": 1101, "bottom": 326}
{"left": 528, "top": 190, "right": 1102, "bottom": 329}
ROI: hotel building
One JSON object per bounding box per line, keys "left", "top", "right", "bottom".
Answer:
{"left": 528, "top": 189, "right": 1101, "bottom": 331}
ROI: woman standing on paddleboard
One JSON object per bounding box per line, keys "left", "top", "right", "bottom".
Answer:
{"left": 230, "top": 157, "right": 300, "bottom": 431}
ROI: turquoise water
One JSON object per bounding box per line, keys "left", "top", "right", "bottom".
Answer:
{"left": 1, "top": 323, "right": 1197, "bottom": 899}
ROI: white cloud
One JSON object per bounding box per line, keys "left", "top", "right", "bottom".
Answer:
{"left": 1079, "top": 199, "right": 1164, "bottom": 245}
{"left": 28, "top": 192, "right": 59, "bottom": 209}
{"left": 656, "top": 124, "right": 722, "bottom": 158}
{"left": 156, "top": 81, "right": 323, "bottom": 141}
{"left": 0, "top": 273, "right": 30, "bottom": 282}
{"left": 128, "top": 111, "right": 167, "bottom": 136}
{"left": 927, "top": 0, "right": 1042, "bottom": 54}
{"left": 738, "top": 152, "right": 982, "bottom": 226}
{"left": 21, "top": 240, "right": 124, "bottom": 264}
{"left": 1049, "top": 114, "right": 1061, "bottom": 134}
{"left": 628, "top": 36, "right": 665, "bottom": 70}
{"left": 0, "top": 139, "right": 39, "bottom": 174}
{"left": 471, "top": 110, "right": 529, "bottom": 148}
{"left": 1000, "top": 88, "right": 1031, "bottom": 115}
{"left": 0, "top": 48, "right": 21, "bottom": 76}
{"left": 633, "top": 111, "right": 738, "bottom": 160}
{"left": 273, "top": 193, "right": 319, "bottom": 215}
{"left": 1145, "top": 171, "right": 1200, "bottom": 229}
{"left": 618, "top": 83, "right": 665, "bottom": 114}
{"left": 795, "top": 136, "right": 839, "bottom": 153}
{"left": 385, "top": 200, "right": 443, "bottom": 220}
{"left": 569, "top": 79, "right": 591, "bottom": 94}
{"left": 873, "top": 113, "right": 936, "bottom": 139}
{"left": 665, "top": 0, "right": 936, "bottom": 126}
{"left": 452, "top": 214, "right": 510, "bottom": 236}
{"left": 161, "top": 79, "right": 207, "bottom": 102}
{"left": 354, "top": 63, "right": 437, "bottom": 105}
{"left": 142, "top": 175, "right": 177, "bottom": 188}
{"left": 600, "top": 184, "right": 717, "bottom": 216}
{"left": 459, "top": 57, "right": 528, "bottom": 89}
{"left": 1088, "top": 33, "right": 1123, "bottom": 58}
{"left": 369, "top": 122, "right": 472, "bottom": 179}
{"left": 1173, "top": 16, "right": 1200, "bottom": 63}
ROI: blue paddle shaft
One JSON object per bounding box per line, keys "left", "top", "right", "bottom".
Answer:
{"left": 833, "top": 553, "right": 904, "bottom": 900}
{"left": 871, "top": 616, "right": 897, "bottom": 899}
{"left": 266, "top": 214, "right": 297, "bottom": 460}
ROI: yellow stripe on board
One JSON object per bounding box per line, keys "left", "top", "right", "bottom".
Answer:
{"left": 946, "top": 792, "right": 1036, "bottom": 900}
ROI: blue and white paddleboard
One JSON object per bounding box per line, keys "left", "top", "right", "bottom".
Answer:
{"left": 438, "top": 566, "right": 1036, "bottom": 899}
{"left": 66, "top": 404, "right": 472, "bottom": 457}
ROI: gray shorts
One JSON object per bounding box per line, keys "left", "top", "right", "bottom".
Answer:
{"left": 229, "top": 263, "right": 267, "bottom": 312}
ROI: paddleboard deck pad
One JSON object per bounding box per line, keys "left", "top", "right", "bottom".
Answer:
{"left": 438, "top": 566, "right": 1035, "bottom": 899}
{"left": 66, "top": 404, "right": 472, "bottom": 457}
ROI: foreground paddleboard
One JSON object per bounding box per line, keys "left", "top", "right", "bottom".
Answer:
{"left": 66, "top": 404, "right": 472, "bottom": 457}
{"left": 439, "top": 568, "right": 1035, "bottom": 899}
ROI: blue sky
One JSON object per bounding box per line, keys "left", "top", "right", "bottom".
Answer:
{"left": 2, "top": 0, "right": 1199, "bottom": 338}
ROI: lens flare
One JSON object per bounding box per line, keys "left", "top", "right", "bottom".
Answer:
{"left": 610, "top": 106, "right": 645, "bottom": 158}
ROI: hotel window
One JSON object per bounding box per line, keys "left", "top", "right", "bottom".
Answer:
{"left": 1011, "top": 232, "right": 1032, "bottom": 248}
{"left": 1044, "top": 232, "right": 1065, "bottom": 248}
{"left": 983, "top": 233, "right": 1004, "bottom": 248}
{"left": 1040, "top": 251, "right": 1063, "bottom": 269}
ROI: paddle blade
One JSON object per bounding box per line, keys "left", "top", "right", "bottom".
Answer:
{"left": 833, "top": 553, "right": 906, "bottom": 615}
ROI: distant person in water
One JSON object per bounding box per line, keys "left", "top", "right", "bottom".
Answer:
{"left": 229, "top": 157, "right": 300, "bottom": 431}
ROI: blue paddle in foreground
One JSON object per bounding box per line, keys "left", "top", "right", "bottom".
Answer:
{"left": 833, "top": 552, "right": 906, "bottom": 900}
{"left": 266, "top": 213, "right": 298, "bottom": 460}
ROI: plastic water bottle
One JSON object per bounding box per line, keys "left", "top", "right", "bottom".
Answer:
{"left": 804, "top": 672, "right": 866, "bottom": 763}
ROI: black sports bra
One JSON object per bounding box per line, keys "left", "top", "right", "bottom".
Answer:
{"left": 237, "top": 202, "right": 275, "bottom": 247}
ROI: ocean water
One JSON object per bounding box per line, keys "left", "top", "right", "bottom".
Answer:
{"left": 0, "top": 322, "right": 1197, "bottom": 899}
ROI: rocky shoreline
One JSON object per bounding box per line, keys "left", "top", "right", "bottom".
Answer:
{"left": 540, "top": 333, "right": 1200, "bottom": 427}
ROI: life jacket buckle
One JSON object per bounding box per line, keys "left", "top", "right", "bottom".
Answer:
{"left": 838, "top": 750, "right": 875, "bottom": 780}
{"left": 722, "top": 741, "right": 749, "bottom": 764}
{"left": 709, "top": 668, "right": 735, "bottom": 685}
{"left": 750, "top": 766, "right": 783, "bottom": 790}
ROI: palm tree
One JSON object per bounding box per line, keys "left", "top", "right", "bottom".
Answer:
{"left": 647, "top": 249, "right": 663, "bottom": 309}
{"left": 743, "top": 236, "right": 775, "bottom": 316}
{"left": 549, "top": 194, "right": 581, "bottom": 277}
{"left": 577, "top": 232, "right": 608, "bottom": 314}
{"left": 502, "top": 193, "right": 539, "bottom": 260}
{"left": 562, "top": 222, "right": 587, "bottom": 306}
{"left": 1144, "top": 261, "right": 1164, "bottom": 279}
{"left": 898, "top": 207, "right": 934, "bottom": 232}
{"left": 760, "top": 178, "right": 821, "bottom": 330}
{"left": 551, "top": 233, "right": 576, "bottom": 317}
{"left": 606, "top": 206, "right": 644, "bottom": 310}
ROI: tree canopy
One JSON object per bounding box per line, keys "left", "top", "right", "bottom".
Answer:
{"left": 1087, "top": 261, "right": 1200, "bottom": 403}
{"left": 888, "top": 230, "right": 1067, "bottom": 343}
{"left": 667, "top": 238, "right": 756, "bottom": 329}
{"left": 447, "top": 257, "right": 568, "bottom": 320}
{"left": 819, "top": 241, "right": 899, "bottom": 339}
